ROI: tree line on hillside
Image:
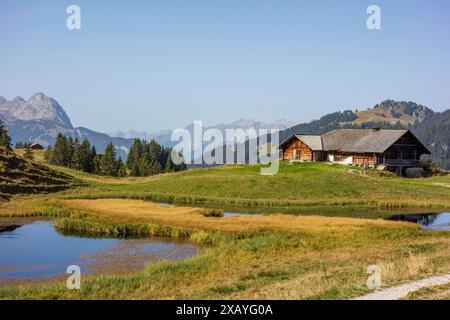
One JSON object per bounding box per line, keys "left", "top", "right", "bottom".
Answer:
{"left": 279, "top": 110, "right": 404, "bottom": 141}
{"left": 44, "top": 133, "right": 126, "bottom": 176}
{"left": 15, "top": 142, "right": 32, "bottom": 149}
{"left": 44, "top": 133, "right": 186, "bottom": 177}
{"left": 411, "top": 110, "right": 450, "bottom": 170}
{"left": 126, "top": 138, "right": 186, "bottom": 176}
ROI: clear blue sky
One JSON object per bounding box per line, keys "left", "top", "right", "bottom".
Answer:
{"left": 1, "top": 0, "right": 449, "bottom": 133}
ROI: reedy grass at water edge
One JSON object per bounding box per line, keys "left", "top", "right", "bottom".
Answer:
{"left": 1, "top": 197, "right": 449, "bottom": 300}
{"left": 47, "top": 162, "right": 450, "bottom": 216}
{"left": 0, "top": 218, "right": 448, "bottom": 299}
{"left": 1, "top": 162, "right": 450, "bottom": 299}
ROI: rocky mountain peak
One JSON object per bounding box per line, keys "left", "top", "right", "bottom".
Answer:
{"left": 0, "top": 93, "right": 73, "bottom": 129}
{"left": 12, "top": 96, "right": 25, "bottom": 103}
{"left": 28, "top": 92, "right": 47, "bottom": 101}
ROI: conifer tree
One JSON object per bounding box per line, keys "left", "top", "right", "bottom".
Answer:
{"left": 89, "top": 146, "right": 98, "bottom": 174}
{"left": 93, "top": 152, "right": 102, "bottom": 175}
{"left": 127, "top": 139, "right": 143, "bottom": 174}
{"left": 100, "top": 143, "right": 117, "bottom": 176}
{"left": 23, "top": 144, "right": 34, "bottom": 161}
{"left": 0, "top": 120, "right": 12, "bottom": 151}
{"left": 138, "top": 154, "right": 152, "bottom": 176}
{"left": 116, "top": 158, "right": 127, "bottom": 177}
{"left": 150, "top": 161, "right": 162, "bottom": 175}
{"left": 53, "top": 133, "right": 69, "bottom": 166}
{"left": 164, "top": 151, "right": 175, "bottom": 172}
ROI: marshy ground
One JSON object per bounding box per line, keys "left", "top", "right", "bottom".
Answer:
{"left": 0, "top": 160, "right": 449, "bottom": 299}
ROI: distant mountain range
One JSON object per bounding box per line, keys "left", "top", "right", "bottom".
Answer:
{"left": 109, "top": 119, "right": 296, "bottom": 144}
{"left": 1, "top": 93, "right": 449, "bottom": 168}
{"left": 203, "top": 100, "right": 450, "bottom": 170}
{"left": 0, "top": 93, "right": 295, "bottom": 160}
{"left": 0, "top": 93, "right": 134, "bottom": 159}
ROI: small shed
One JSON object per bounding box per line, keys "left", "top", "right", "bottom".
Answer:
{"left": 30, "top": 143, "right": 44, "bottom": 150}
{"left": 280, "top": 135, "right": 326, "bottom": 162}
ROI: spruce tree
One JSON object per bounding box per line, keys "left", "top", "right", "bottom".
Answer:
{"left": 116, "top": 158, "right": 127, "bottom": 177}
{"left": 73, "top": 138, "right": 93, "bottom": 172}
{"left": 23, "top": 145, "right": 34, "bottom": 161}
{"left": 130, "top": 163, "right": 140, "bottom": 176}
{"left": 66, "top": 137, "right": 78, "bottom": 168}
{"left": 148, "top": 140, "right": 162, "bottom": 163}
{"left": 127, "top": 139, "right": 143, "bottom": 173}
{"left": 100, "top": 143, "right": 117, "bottom": 176}
{"left": 150, "top": 161, "right": 162, "bottom": 175}
{"left": 138, "top": 155, "right": 152, "bottom": 176}
{"left": 72, "top": 142, "right": 82, "bottom": 170}
{"left": 89, "top": 146, "right": 97, "bottom": 174}
{"left": 93, "top": 152, "right": 102, "bottom": 175}
{"left": 164, "top": 151, "right": 175, "bottom": 172}
{"left": 0, "top": 120, "right": 12, "bottom": 151}
{"left": 53, "top": 133, "right": 68, "bottom": 166}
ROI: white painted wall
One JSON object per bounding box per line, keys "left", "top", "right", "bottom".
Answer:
{"left": 328, "top": 153, "right": 353, "bottom": 164}
{"left": 339, "top": 155, "right": 354, "bottom": 164}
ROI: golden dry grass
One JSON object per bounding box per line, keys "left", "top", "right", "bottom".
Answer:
{"left": 51, "top": 198, "right": 414, "bottom": 234}
{"left": 0, "top": 196, "right": 449, "bottom": 300}
{"left": 0, "top": 195, "right": 50, "bottom": 216}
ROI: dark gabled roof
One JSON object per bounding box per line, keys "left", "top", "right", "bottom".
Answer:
{"left": 322, "top": 129, "right": 409, "bottom": 153}
{"left": 279, "top": 134, "right": 323, "bottom": 151}
{"left": 280, "top": 129, "right": 431, "bottom": 154}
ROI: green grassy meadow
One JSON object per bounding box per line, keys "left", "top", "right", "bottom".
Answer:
{"left": 53, "top": 161, "right": 450, "bottom": 217}
{"left": 0, "top": 153, "right": 449, "bottom": 300}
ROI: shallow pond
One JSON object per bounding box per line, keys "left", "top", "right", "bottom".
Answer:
{"left": 388, "top": 212, "right": 450, "bottom": 231}
{"left": 223, "top": 212, "right": 261, "bottom": 217}
{"left": 0, "top": 221, "right": 198, "bottom": 281}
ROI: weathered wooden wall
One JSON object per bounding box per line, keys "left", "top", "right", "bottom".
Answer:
{"left": 353, "top": 153, "right": 378, "bottom": 166}
{"left": 282, "top": 139, "right": 313, "bottom": 161}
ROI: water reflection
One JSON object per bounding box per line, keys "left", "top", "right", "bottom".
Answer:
{"left": 0, "top": 221, "right": 198, "bottom": 280}
{"left": 388, "top": 212, "right": 450, "bottom": 231}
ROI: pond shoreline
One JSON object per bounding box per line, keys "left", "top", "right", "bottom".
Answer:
{"left": 0, "top": 220, "right": 199, "bottom": 282}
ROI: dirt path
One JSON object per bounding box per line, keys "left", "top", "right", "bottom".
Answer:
{"left": 354, "top": 273, "right": 450, "bottom": 300}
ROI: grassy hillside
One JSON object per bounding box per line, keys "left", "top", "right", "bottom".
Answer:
{"left": 354, "top": 100, "right": 431, "bottom": 126}
{"left": 0, "top": 160, "right": 449, "bottom": 300}
{"left": 4, "top": 156, "right": 450, "bottom": 215}
{"left": 0, "top": 147, "right": 78, "bottom": 200}
{"left": 54, "top": 162, "right": 450, "bottom": 216}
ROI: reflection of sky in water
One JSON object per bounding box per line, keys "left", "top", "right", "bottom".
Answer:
{"left": 223, "top": 212, "right": 260, "bottom": 217}
{"left": 420, "top": 213, "right": 450, "bottom": 230}
{"left": 389, "top": 213, "right": 450, "bottom": 231}
{"left": 0, "top": 221, "right": 197, "bottom": 280}
{"left": 0, "top": 222, "right": 118, "bottom": 278}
